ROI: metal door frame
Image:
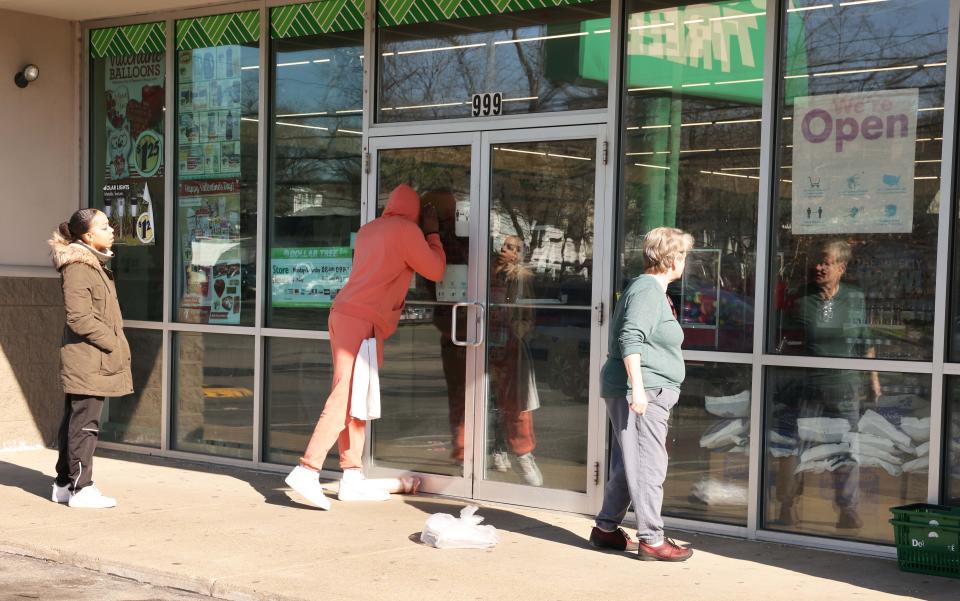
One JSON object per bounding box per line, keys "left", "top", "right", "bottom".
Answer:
{"left": 364, "top": 132, "right": 481, "bottom": 499}
{"left": 470, "top": 125, "right": 608, "bottom": 514}
{"left": 364, "top": 125, "right": 609, "bottom": 513}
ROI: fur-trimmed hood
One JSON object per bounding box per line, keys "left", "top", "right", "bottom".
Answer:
{"left": 48, "top": 230, "right": 112, "bottom": 272}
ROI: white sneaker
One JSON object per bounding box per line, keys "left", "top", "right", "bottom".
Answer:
{"left": 51, "top": 482, "right": 70, "bottom": 504}
{"left": 284, "top": 466, "right": 331, "bottom": 510}
{"left": 515, "top": 453, "right": 544, "bottom": 487}
{"left": 337, "top": 469, "right": 390, "bottom": 502}
{"left": 491, "top": 451, "right": 511, "bottom": 472}
{"left": 67, "top": 485, "right": 117, "bottom": 508}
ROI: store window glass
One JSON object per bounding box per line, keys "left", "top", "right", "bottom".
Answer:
{"left": 945, "top": 378, "right": 960, "bottom": 504}
{"left": 174, "top": 12, "right": 260, "bottom": 326}
{"left": 764, "top": 366, "right": 930, "bottom": 543}
{"left": 663, "top": 362, "right": 751, "bottom": 526}
{"left": 268, "top": 3, "right": 364, "bottom": 330}
{"left": 768, "top": 0, "right": 947, "bottom": 361}
{"left": 101, "top": 328, "right": 162, "bottom": 447}
{"left": 172, "top": 332, "right": 254, "bottom": 459}
{"left": 264, "top": 337, "right": 338, "bottom": 468}
{"left": 618, "top": 0, "right": 769, "bottom": 353}
{"left": 377, "top": 0, "right": 610, "bottom": 122}
{"left": 89, "top": 23, "right": 166, "bottom": 321}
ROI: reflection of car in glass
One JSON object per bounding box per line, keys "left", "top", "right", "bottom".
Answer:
{"left": 526, "top": 318, "right": 591, "bottom": 401}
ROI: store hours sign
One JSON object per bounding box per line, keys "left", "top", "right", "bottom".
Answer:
{"left": 792, "top": 89, "right": 918, "bottom": 234}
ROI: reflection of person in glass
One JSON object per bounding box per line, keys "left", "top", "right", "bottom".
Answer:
{"left": 592, "top": 227, "right": 694, "bottom": 561}
{"left": 284, "top": 184, "right": 446, "bottom": 510}
{"left": 774, "top": 239, "right": 881, "bottom": 530}
{"left": 488, "top": 234, "right": 542, "bottom": 486}
{"left": 423, "top": 191, "right": 469, "bottom": 465}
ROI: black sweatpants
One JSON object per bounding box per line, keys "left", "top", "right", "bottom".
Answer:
{"left": 54, "top": 394, "right": 105, "bottom": 492}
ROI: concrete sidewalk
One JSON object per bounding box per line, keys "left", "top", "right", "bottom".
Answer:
{"left": 0, "top": 448, "right": 954, "bottom": 601}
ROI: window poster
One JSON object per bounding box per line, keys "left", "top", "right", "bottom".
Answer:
{"left": 177, "top": 45, "right": 244, "bottom": 324}
{"left": 271, "top": 247, "right": 353, "bottom": 308}
{"left": 103, "top": 52, "right": 164, "bottom": 246}
{"left": 177, "top": 179, "right": 242, "bottom": 324}
{"left": 791, "top": 89, "right": 918, "bottom": 234}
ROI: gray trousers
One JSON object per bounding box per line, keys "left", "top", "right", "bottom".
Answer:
{"left": 596, "top": 388, "right": 679, "bottom": 544}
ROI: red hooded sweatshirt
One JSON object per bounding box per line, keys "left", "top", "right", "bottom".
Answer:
{"left": 332, "top": 184, "right": 446, "bottom": 340}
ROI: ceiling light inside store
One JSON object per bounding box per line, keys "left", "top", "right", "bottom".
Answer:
{"left": 496, "top": 147, "right": 547, "bottom": 157}
{"left": 814, "top": 65, "right": 917, "bottom": 77}
{"left": 494, "top": 31, "right": 587, "bottom": 45}
{"left": 338, "top": 129, "right": 362, "bottom": 135}
{"left": 838, "top": 0, "right": 888, "bottom": 7}
{"left": 389, "top": 101, "right": 466, "bottom": 111}
{"left": 502, "top": 96, "right": 539, "bottom": 102}
{"left": 924, "top": 62, "right": 947, "bottom": 68}
{"left": 636, "top": 163, "right": 670, "bottom": 170}
{"left": 277, "top": 60, "right": 311, "bottom": 67}
{"left": 277, "top": 121, "right": 329, "bottom": 131}
{"left": 395, "top": 42, "right": 486, "bottom": 56}
{"left": 715, "top": 78, "right": 763, "bottom": 85}
{"left": 548, "top": 153, "right": 591, "bottom": 161}
{"left": 787, "top": 3, "right": 833, "bottom": 12}
{"left": 629, "top": 22, "right": 674, "bottom": 31}
{"left": 241, "top": 65, "right": 258, "bottom": 70}
{"left": 710, "top": 12, "right": 765, "bottom": 22}
{"left": 336, "top": 109, "right": 362, "bottom": 114}
{"left": 276, "top": 112, "right": 328, "bottom": 118}
{"left": 313, "top": 59, "right": 331, "bottom": 64}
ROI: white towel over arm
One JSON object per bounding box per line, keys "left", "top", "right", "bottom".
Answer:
{"left": 350, "top": 338, "right": 381, "bottom": 420}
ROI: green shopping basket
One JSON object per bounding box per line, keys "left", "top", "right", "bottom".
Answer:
{"left": 889, "top": 503, "right": 960, "bottom": 579}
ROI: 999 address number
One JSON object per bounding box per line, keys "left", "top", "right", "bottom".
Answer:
{"left": 472, "top": 92, "right": 502, "bottom": 117}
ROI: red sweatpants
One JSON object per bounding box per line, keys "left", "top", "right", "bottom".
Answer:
{"left": 300, "top": 312, "right": 381, "bottom": 471}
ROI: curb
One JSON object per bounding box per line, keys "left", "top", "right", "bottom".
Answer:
{"left": 0, "top": 541, "right": 303, "bottom": 601}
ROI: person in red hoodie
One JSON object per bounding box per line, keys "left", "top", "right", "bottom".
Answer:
{"left": 284, "top": 184, "right": 446, "bottom": 510}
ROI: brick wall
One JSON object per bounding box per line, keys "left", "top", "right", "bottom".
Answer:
{"left": 0, "top": 276, "right": 65, "bottom": 448}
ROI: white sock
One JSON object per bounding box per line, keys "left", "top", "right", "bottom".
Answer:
{"left": 647, "top": 540, "right": 664, "bottom": 548}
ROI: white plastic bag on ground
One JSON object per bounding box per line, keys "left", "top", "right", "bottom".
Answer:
{"left": 420, "top": 505, "right": 499, "bottom": 549}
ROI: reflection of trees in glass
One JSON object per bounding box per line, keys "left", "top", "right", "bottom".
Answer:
{"left": 271, "top": 36, "right": 363, "bottom": 229}
{"left": 377, "top": 148, "right": 471, "bottom": 205}
{"left": 378, "top": 4, "right": 610, "bottom": 121}
{"left": 491, "top": 144, "right": 594, "bottom": 297}
{"left": 770, "top": 1, "right": 948, "bottom": 363}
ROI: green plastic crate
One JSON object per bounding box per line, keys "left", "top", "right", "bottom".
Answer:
{"left": 889, "top": 504, "right": 960, "bottom": 579}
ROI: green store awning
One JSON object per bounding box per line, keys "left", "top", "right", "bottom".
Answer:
{"left": 271, "top": 0, "right": 365, "bottom": 38}
{"left": 176, "top": 11, "right": 260, "bottom": 51}
{"left": 378, "top": 0, "right": 597, "bottom": 27}
{"left": 90, "top": 22, "right": 165, "bottom": 58}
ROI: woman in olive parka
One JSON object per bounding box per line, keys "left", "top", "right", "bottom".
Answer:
{"left": 49, "top": 208, "right": 131, "bottom": 508}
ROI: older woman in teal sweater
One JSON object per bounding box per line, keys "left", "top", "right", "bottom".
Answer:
{"left": 589, "top": 226, "right": 694, "bottom": 562}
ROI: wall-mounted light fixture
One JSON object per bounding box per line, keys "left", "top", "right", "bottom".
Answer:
{"left": 14, "top": 64, "right": 39, "bottom": 88}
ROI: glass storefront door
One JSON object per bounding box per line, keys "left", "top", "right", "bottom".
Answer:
{"left": 367, "top": 127, "right": 606, "bottom": 513}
